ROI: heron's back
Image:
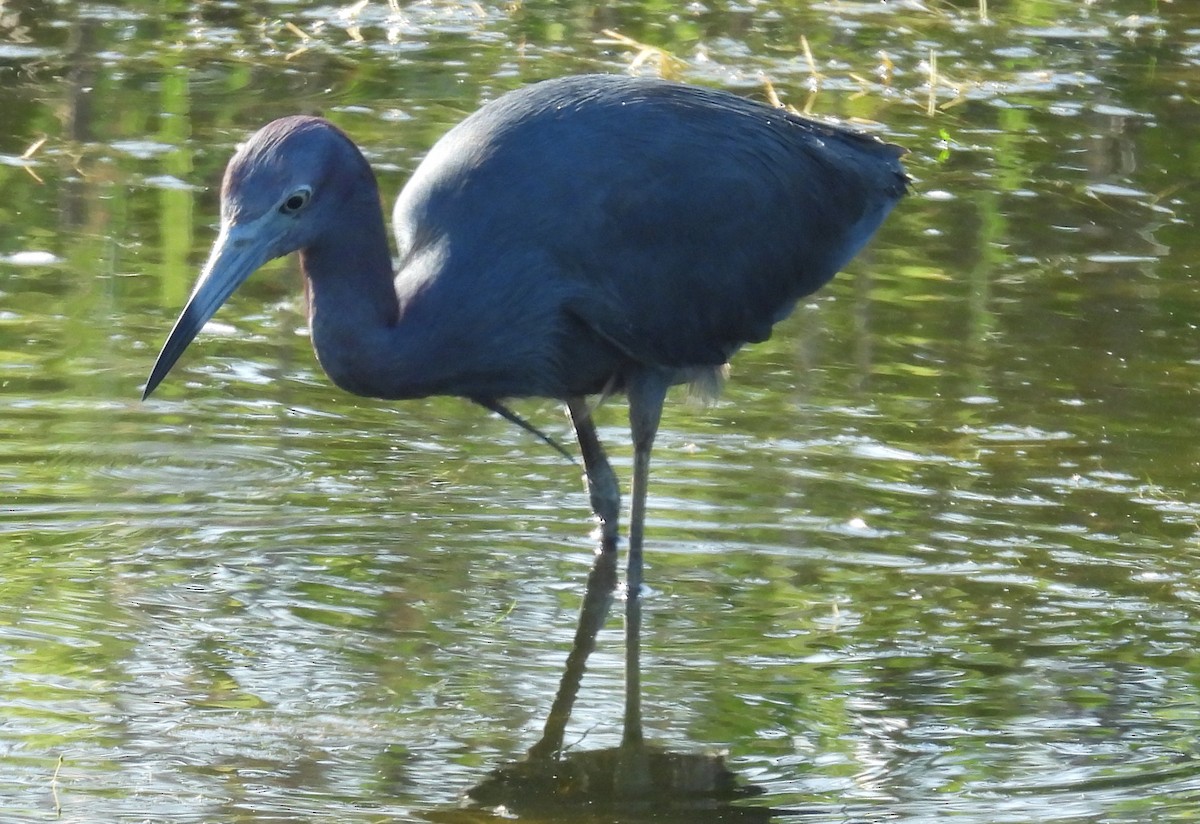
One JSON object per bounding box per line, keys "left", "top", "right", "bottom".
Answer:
{"left": 392, "top": 74, "right": 906, "bottom": 396}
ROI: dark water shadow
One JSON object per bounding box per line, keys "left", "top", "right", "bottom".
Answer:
{"left": 425, "top": 541, "right": 783, "bottom": 822}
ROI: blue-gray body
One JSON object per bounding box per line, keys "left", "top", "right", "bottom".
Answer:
{"left": 144, "top": 74, "right": 907, "bottom": 638}
{"left": 180, "top": 75, "right": 905, "bottom": 407}
{"left": 367, "top": 76, "right": 906, "bottom": 403}
{"left": 377, "top": 76, "right": 904, "bottom": 402}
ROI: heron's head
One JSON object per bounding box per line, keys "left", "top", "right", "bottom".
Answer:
{"left": 142, "top": 116, "right": 373, "bottom": 398}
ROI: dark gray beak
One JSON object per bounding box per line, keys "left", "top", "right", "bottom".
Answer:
{"left": 142, "top": 222, "right": 270, "bottom": 399}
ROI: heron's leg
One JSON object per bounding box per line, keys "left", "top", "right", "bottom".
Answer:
{"left": 567, "top": 397, "right": 620, "bottom": 549}
{"left": 626, "top": 375, "right": 667, "bottom": 584}
{"left": 620, "top": 371, "right": 668, "bottom": 749}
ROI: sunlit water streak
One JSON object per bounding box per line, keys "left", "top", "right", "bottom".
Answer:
{"left": 3, "top": 0, "right": 1200, "bottom": 821}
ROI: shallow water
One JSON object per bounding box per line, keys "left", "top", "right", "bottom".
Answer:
{"left": 4, "top": 0, "right": 1200, "bottom": 821}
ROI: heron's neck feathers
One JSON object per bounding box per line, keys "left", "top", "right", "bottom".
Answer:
{"left": 299, "top": 199, "right": 410, "bottom": 397}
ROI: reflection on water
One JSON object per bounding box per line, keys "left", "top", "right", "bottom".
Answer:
{"left": 4, "top": 0, "right": 1200, "bottom": 821}
{"left": 464, "top": 548, "right": 767, "bottom": 819}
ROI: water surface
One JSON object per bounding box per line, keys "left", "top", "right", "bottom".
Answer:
{"left": 3, "top": 0, "right": 1200, "bottom": 821}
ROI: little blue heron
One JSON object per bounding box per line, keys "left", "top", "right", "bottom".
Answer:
{"left": 143, "top": 72, "right": 906, "bottom": 591}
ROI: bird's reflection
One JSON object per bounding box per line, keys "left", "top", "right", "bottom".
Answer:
{"left": 442, "top": 542, "right": 773, "bottom": 820}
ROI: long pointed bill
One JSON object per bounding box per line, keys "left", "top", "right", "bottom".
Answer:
{"left": 142, "top": 221, "right": 272, "bottom": 399}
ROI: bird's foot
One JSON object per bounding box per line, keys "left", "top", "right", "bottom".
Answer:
{"left": 593, "top": 519, "right": 619, "bottom": 552}
{"left": 588, "top": 491, "right": 620, "bottom": 550}
{"left": 581, "top": 465, "right": 620, "bottom": 549}
{"left": 566, "top": 397, "right": 621, "bottom": 551}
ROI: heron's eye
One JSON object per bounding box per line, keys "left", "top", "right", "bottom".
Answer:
{"left": 280, "top": 187, "right": 312, "bottom": 215}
